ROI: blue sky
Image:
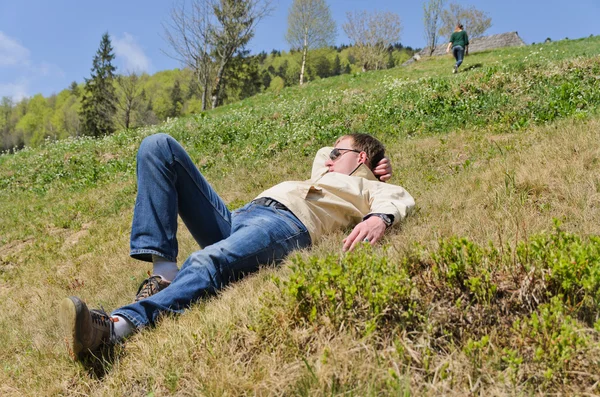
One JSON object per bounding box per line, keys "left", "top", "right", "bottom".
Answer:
{"left": 1, "top": 0, "right": 598, "bottom": 100}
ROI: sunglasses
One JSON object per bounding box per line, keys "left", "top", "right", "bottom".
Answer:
{"left": 329, "top": 148, "right": 361, "bottom": 161}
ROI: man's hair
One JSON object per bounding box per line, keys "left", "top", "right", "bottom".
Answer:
{"left": 337, "top": 133, "right": 385, "bottom": 171}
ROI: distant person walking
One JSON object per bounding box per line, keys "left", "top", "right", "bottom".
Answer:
{"left": 446, "top": 23, "right": 469, "bottom": 73}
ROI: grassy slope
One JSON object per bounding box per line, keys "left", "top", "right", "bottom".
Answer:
{"left": 1, "top": 36, "right": 600, "bottom": 395}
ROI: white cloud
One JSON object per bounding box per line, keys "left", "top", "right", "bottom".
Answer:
{"left": 0, "top": 32, "right": 65, "bottom": 99}
{"left": 36, "top": 61, "right": 66, "bottom": 78}
{"left": 0, "top": 81, "right": 29, "bottom": 101}
{"left": 0, "top": 31, "right": 30, "bottom": 67}
{"left": 113, "top": 33, "right": 152, "bottom": 73}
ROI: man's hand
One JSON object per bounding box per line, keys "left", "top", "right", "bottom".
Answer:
{"left": 343, "top": 216, "right": 387, "bottom": 252}
{"left": 373, "top": 157, "right": 392, "bottom": 182}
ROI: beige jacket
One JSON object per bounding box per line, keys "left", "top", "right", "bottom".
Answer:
{"left": 256, "top": 147, "right": 415, "bottom": 243}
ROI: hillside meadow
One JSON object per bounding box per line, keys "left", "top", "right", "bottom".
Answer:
{"left": 1, "top": 36, "right": 600, "bottom": 395}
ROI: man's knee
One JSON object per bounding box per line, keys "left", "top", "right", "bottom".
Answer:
{"left": 137, "top": 133, "right": 174, "bottom": 162}
{"left": 179, "top": 259, "right": 223, "bottom": 291}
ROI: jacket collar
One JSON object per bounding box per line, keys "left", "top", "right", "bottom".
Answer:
{"left": 350, "top": 163, "right": 378, "bottom": 181}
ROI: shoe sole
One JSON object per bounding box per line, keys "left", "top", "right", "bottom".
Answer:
{"left": 60, "top": 297, "right": 83, "bottom": 359}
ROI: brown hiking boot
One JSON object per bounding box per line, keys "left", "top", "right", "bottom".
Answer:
{"left": 60, "top": 296, "right": 116, "bottom": 360}
{"left": 134, "top": 272, "right": 171, "bottom": 302}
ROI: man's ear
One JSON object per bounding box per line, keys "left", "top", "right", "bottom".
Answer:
{"left": 358, "top": 151, "right": 368, "bottom": 164}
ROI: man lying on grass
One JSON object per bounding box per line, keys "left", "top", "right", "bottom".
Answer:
{"left": 60, "top": 132, "right": 415, "bottom": 360}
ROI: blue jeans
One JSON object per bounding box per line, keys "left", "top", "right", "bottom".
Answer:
{"left": 452, "top": 46, "right": 464, "bottom": 68}
{"left": 113, "top": 133, "right": 311, "bottom": 328}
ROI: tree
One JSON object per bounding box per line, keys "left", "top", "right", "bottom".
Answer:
{"left": 285, "top": 0, "right": 337, "bottom": 85}
{"left": 163, "top": 0, "right": 214, "bottom": 111}
{"left": 386, "top": 50, "right": 395, "bottom": 69}
{"left": 209, "top": 0, "right": 273, "bottom": 108}
{"left": 50, "top": 89, "right": 80, "bottom": 139}
{"left": 260, "top": 70, "right": 271, "bottom": 89}
{"left": 439, "top": 3, "right": 491, "bottom": 41}
{"left": 0, "top": 97, "right": 15, "bottom": 150}
{"left": 69, "top": 81, "right": 80, "bottom": 97}
{"left": 423, "top": 0, "right": 445, "bottom": 55}
{"left": 80, "top": 32, "right": 117, "bottom": 137}
{"left": 137, "top": 90, "right": 159, "bottom": 126}
{"left": 331, "top": 54, "right": 342, "bottom": 76}
{"left": 342, "top": 10, "right": 402, "bottom": 71}
{"left": 277, "top": 60, "right": 289, "bottom": 78}
{"left": 15, "top": 94, "right": 51, "bottom": 146}
{"left": 116, "top": 72, "right": 144, "bottom": 129}
{"left": 170, "top": 79, "right": 184, "bottom": 117}
{"left": 219, "top": 50, "right": 262, "bottom": 104}
{"left": 314, "top": 55, "right": 331, "bottom": 78}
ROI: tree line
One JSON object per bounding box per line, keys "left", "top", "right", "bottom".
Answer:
{"left": 0, "top": 0, "right": 491, "bottom": 151}
{"left": 0, "top": 37, "right": 414, "bottom": 151}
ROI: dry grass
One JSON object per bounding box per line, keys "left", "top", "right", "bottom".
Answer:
{"left": 1, "top": 114, "right": 600, "bottom": 395}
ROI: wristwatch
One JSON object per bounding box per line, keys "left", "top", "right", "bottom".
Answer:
{"left": 365, "top": 213, "right": 394, "bottom": 228}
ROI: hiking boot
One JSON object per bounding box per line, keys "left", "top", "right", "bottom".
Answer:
{"left": 60, "top": 296, "right": 116, "bottom": 360}
{"left": 134, "top": 272, "right": 171, "bottom": 302}
{"left": 453, "top": 65, "right": 458, "bottom": 74}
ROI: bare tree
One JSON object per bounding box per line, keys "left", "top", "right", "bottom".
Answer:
{"left": 210, "top": 0, "right": 273, "bottom": 109}
{"left": 439, "top": 3, "right": 492, "bottom": 41}
{"left": 342, "top": 10, "right": 402, "bottom": 72}
{"left": 285, "top": 0, "right": 337, "bottom": 85}
{"left": 163, "top": 0, "right": 214, "bottom": 111}
{"left": 423, "top": 0, "right": 445, "bottom": 56}
{"left": 116, "top": 72, "right": 144, "bottom": 129}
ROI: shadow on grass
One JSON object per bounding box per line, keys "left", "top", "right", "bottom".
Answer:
{"left": 79, "top": 343, "right": 124, "bottom": 379}
{"left": 461, "top": 63, "right": 484, "bottom": 72}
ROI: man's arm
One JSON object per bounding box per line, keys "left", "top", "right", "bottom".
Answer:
{"left": 343, "top": 182, "right": 415, "bottom": 251}
{"left": 311, "top": 147, "right": 332, "bottom": 179}
{"left": 343, "top": 183, "right": 414, "bottom": 252}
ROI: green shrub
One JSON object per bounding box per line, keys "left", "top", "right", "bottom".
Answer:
{"left": 430, "top": 237, "right": 498, "bottom": 304}
{"left": 282, "top": 246, "right": 420, "bottom": 335}
{"left": 517, "top": 221, "right": 600, "bottom": 321}
{"left": 513, "top": 297, "right": 589, "bottom": 379}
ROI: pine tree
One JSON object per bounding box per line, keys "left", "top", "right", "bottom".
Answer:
{"left": 69, "top": 81, "right": 80, "bottom": 97}
{"left": 169, "top": 80, "right": 184, "bottom": 117}
{"left": 332, "top": 54, "right": 342, "bottom": 76}
{"left": 80, "top": 32, "right": 117, "bottom": 137}
{"left": 315, "top": 56, "right": 331, "bottom": 78}
{"left": 387, "top": 51, "right": 395, "bottom": 69}
{"left": 261, "top": 70, "right": 272, "bottom": 90}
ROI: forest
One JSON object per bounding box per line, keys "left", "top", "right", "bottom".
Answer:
{"left": 0, "top": 43, "right": 415, "bottom": 151}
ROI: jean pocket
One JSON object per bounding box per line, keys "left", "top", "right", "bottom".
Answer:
{"left": 278, "top": 210, "right": 307, "bottom": 236}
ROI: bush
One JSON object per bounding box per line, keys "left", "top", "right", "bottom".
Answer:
{"left": 282, "top": 245, "right": 420, "bottom": 335}
{"left": 512, "top": 297, "right": 590, "bottom": 381}
{"left": 517, "top": 221, "right": 600, "bottom": 321}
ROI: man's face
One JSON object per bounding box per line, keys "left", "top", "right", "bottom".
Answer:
{"left": 325, "top": 137, "right": 366, "bottom": 175}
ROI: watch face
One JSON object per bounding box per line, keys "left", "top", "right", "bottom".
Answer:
{"left": 379, "top": 214, "right": 392, "bottom": 226}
